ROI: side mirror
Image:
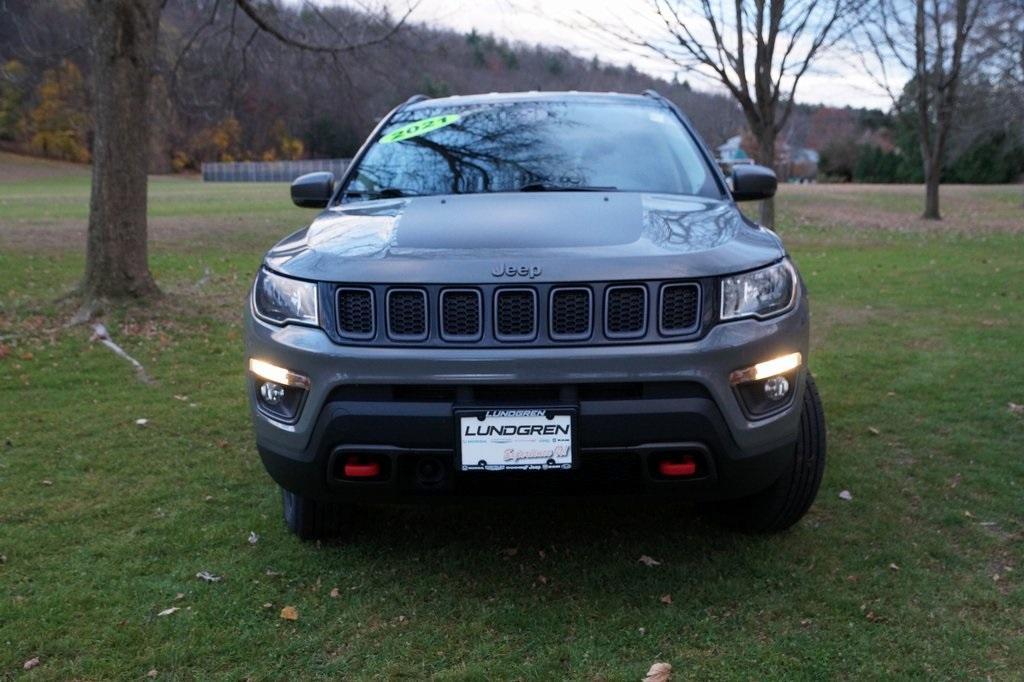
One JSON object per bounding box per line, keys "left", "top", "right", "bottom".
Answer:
{"left": 291, "top": 172, "right": 335, "bottom": 209}
{"left": 730, "top": 164, "right": 777, "bottom": 202}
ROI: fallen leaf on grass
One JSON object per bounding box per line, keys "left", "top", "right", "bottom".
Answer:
{"left": 638, "top": 555, "right": 661, "bottom": 567}
{"left": 280, "top": 606, "right": 299, "bottom": 621}
{"left": 838, "top": 490, "right": 853, "bottom": 501}
{"left": 157, "top": 607, "right": 179, "bottom": 617}
{"left": 1009, "top": 402, "right": 1024, "bottom": 416}
{"left": 23, "top": 658, "right": 40, "bottom": 670}
{"left": 248, "top": 531, "right": 259, "bottom": 545}
{"left": 195, "top": 571, "right": 222, "bottom": 583}
{"left": 329, "top": 588, "right": 340, "bottom": 598}
{"left": 643, "top": 661, "right": 672, "bottom": 681}
{"left": 659, "top": 594, "right": 673, "bottom": 605}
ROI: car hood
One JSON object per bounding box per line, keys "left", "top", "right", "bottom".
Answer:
{"left": 264, "top": 192, "right": 784, "bottom": 283}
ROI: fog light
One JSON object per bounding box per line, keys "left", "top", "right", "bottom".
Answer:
{"left": 250, "top": 359, "right": 309, "bottom": 423}
{"left": 259, "top": 381, "right": 285, "bottom": 405}
{"left": 764, "top": 376, "right": 790, "bottom": 401}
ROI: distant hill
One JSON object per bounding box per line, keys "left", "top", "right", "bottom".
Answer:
{"left": 0, "top": 0, "right": 745, "bottom": 172}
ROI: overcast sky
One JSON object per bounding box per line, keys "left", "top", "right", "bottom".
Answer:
{"left": 325, "top": 0, "right": 894, "bottom": 110}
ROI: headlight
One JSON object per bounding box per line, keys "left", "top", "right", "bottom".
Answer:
{"left": 252, "top": 268, "right": 318, "bottom": 326}
{"left": 720, "top": 259, "right": 797, "bottom": 321}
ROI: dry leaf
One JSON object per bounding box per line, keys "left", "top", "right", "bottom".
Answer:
{"left": 1008, "top": 402, "right": 1024, "bottom": 416}
{"left": 659, "top": 594, "right": 673, "bottom": 605}
{"left": 23, "top": 658, "right": 40, "bottom": 670}
{"left": 638, "top": 555, "right": 661, "bottom": 567}
{"left": 329, "top": 588, "right": 340, "bottom": 598}
{"left": 195, "top": 571, "right": 222, "bottom": 583}
{"left": 280, "top": 605, "right": 299, "bottom": 621}
{"left": 838, "top": 490, "right": 853, "bottom": 501}
{"left": 248, "top": 531, "right": 259, "bottom": 545}
{"left": 867, "top": 426, "right": 880, "bottom": 436}
{"left": 643, "top": 661, "right": 672, "bottom": 682}
{"left": 157, "top": 607, "right": 179, "bottom": 617}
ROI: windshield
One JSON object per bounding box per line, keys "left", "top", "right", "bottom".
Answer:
{"left": 342, "top": 100, "right": 721, "bottom": 201}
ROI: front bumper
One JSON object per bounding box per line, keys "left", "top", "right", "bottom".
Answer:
{"left": 245, "top": 296, "right": 810, "bottom": 502}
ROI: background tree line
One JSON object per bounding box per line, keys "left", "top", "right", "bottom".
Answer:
{"left": 3, "top": 1, "right": 1020, "bottom": 185}
{"left": 0, "top": 0, "right": 747, "bottom": 172}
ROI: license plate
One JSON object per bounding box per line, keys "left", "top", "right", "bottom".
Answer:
{"left": 459, "top": 409, "right": 574, "bottom": 471}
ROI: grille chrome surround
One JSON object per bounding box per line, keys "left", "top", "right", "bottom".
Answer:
{"left": 659, "top": 283, "right": 701, "bottom": 335}
{"left": 494, "top": 288, "right": 538, "bottom": 341}
{"left": 336, "top": 287, "right": 375, "bottom": 339}
{"left": 386, "top": 288, "right": 428, "bottom": 341}
{"left": 604, "top": 285, "right": 648, "bottom": 338}
{"left": 440, "top": 288, "right": 483, "bottom": 341}
{"left": 549, "top": 287, "right": 592, "bottom": 340}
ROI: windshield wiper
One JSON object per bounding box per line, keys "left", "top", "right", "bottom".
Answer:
{"left": 518, "top": 182, "right": 618, "bottom": 193}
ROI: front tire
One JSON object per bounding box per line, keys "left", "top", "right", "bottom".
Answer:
{"left": 715, "top": 374, "right": 827, "bottom": 533}
{"left": 281, "top": 487, "right": 353, "bottom": 541}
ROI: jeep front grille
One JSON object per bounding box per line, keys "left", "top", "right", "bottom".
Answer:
{"left": 494, "top": 289, "right": 537, "bottom": 341}
{"left": 659, "top": 283, "right": 700, "bottom": 334}
{"left": 386, "top": 289, "right": 428, "bottom": 340}
{"left": 440, "top": 289, "right": 482, "bottom": 341}
{"left": 605, "top": 285, "right": 647, "bottom": 338}
{"left": 336, "top": 288, "right": 374, "bottom": 339}
{"left": 550, "top": 288, "right": 592, "bottom": 339}
{"left": 329, "top": 280, "right": 703, "bottom": 347}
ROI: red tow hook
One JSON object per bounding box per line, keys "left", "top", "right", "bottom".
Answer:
{"left": 658, "top": 455, "right": 697, "bottom": 477}
{"left": 343, "top": 456, "right": 381, "bottom": 479}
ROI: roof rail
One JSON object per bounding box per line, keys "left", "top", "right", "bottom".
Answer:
{"left": 641, "top": 89, "right": 670, "bottom": 104}
{"left": 398, "top": 94, "right": 429, "bottom": 110}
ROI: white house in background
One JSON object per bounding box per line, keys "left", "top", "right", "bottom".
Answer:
{"left": 716, "top": 135, "right": 750, "bottom": 163}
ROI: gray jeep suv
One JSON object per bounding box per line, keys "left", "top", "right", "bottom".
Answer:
{"left": 245, "top": 91, "right": 826, "bottom": 540}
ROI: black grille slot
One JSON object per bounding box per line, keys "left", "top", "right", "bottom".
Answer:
{"left": 440, "top": 289, "right": 482, "bottom": 340}
{"left": 336, "top": 288, "right": 374, "bottom": 338}
{"left": 550, "top": 288, "right": 592, "bottom": 340}
{"left": 660, "top": 284, "right": 700, "bottom": 334}
{"left": 494, "top": 289, "right": 536, "bottom": 340}
{"left": 605, "top": 285, "right": 647, "bottom": 337}
{"left": 387, "top": 289, "right": 428, "bottom": 340}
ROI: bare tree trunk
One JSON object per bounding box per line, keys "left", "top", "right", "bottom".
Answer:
{"left": 756, "top": 132, "right": 776, "bottom": 228}
{"left": 922, "top": 160, "right": 942, "bottom": 219}
{"left": 83, "top": 0, "right": 162, "bottom": 304}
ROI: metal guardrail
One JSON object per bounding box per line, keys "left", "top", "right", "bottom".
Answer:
{"left": 201, "top": 158, "right": 350, "bottom": 182}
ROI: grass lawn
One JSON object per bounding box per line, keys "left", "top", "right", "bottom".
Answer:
{"left": 1, "top": 156, "right": 1022, "bottom": 679}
